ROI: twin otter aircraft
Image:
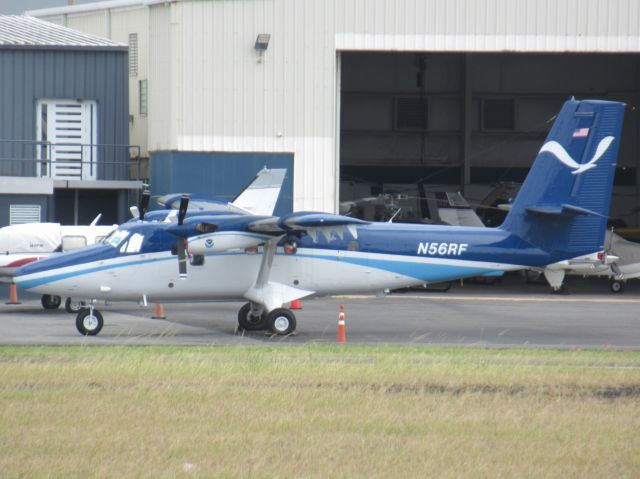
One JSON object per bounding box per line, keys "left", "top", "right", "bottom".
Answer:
{"left": 15, "top": 99, "right": 625, "bottom": 336}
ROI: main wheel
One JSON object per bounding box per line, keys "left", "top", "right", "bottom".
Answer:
{"left": 76, "top": 309, "right": 104, "bottom": 336}
{"left": 610, "top": 280, "right": 625, "bottom": 293}
{"left": 265, "top": 308, "right": 297, "bottom": 335}
{"left": 237, "top": 302, "right": 267, "bottom": 331}
{"left": 65, "top": 298, "right": 87, "bottom": 314}
{"left": 41, "top": 294, "right": 62, "bottom": 310}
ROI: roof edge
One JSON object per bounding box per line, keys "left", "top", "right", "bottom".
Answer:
{"left": 26, "top": 0, "right": 173, "bottom": 17}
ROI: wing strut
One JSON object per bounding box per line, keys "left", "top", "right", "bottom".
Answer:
{"left": 243, "top": 236, "right": 314, "bottom": 312}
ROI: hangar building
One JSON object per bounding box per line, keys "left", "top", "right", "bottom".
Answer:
{"left": 30, "top": 0, "right": 640, "bottom": 225}
{"left": 0, "top": 15, "right": 141, "bottom": 226}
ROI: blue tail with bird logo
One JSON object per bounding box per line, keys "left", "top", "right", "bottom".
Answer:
{"left": 500, "top": 98, "right": 625, "bottom": 259}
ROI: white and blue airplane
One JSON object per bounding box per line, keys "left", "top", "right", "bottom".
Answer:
{"left": 14, "top": 98, "right": 625, "bottom": 337}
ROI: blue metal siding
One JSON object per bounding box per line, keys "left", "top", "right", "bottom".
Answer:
{"left": 0, "top": 48, "right": 129, "bottom": 180}
{"left": 149, "top": 151, "right": 294, "bottom": 216}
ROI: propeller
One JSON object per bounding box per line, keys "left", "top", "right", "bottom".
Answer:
{"left": 176, "top": 194, "right": 190, "bottom": 279}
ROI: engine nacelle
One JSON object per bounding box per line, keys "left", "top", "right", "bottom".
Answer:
{"left": 188, "top": 232, "right": 268, "bottom": 254}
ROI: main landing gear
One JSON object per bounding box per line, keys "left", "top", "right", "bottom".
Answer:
{"left": 41, "top": 294, "right": 62, "bottom": 310}
{"left": 41, "top": 295, "right": 86, "bottom": 313}
{"left": 71, "top": 302, "right": 297, "bottom": 337}
{"left": 610, "top": 279, "right": 625, "bottom": 293}
{"left": 237, "top": 302, "right": 297, "bottom": 335}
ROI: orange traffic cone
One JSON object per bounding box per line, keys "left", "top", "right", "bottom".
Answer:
{"left": 290, "top": 299, "right": 302, "bottom": 310}
{"left": 152, "top": 303, "right": 166, "bottom": 319}
{"left": 337, "top": 305, "right": 346, "bottom": 344}
{"left": 6, "top": 284, "right": 20, "bottom": 305}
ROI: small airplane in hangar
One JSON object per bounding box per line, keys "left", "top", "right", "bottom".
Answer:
{"left": 530, "top": 229, "right": 640, "bottom": 293}
{"left": 14, "top": 98, "right": 625, "bottom": 337}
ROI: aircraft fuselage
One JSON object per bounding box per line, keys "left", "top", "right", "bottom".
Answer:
{"left": 15, "top": 221, "right": 569, "bottom": 303}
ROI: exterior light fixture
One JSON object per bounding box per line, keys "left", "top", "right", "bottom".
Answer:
{"left": 254, "top": 34, "right": 270, "bottom": 63}
{"left": 255, "top": 33, "right": 270, "bottom": 50}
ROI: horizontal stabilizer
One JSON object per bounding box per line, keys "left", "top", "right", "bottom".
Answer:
{"left": 526, "top": 204, "right": 603, "bottom": 217}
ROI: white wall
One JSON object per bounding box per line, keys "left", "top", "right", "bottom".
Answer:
{"left": 31, "top": 0, "right": 640, "bottom": 213}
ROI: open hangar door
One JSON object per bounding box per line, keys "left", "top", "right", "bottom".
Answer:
{"left": 339, "top": 52, "right": 640, "bottom": 227}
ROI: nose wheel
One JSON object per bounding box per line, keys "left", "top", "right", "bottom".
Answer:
{"left": 76, "top": 308, "right": 104, "bottom": 336}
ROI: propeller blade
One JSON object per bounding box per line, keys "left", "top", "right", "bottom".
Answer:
{"left": 177, "top": 194, "right": 190, "bottom": 225}
{"left": 177, "top": 239, "right": 188, "bottom": 280}
{"left": 139, "top": 191, "right": 151, "bottom": 220}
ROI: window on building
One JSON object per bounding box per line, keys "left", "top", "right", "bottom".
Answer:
{"left": 139, "top": 79, "right": 148, "bottom": 116}
{"left": 35, "top": 99, "right": 98, "bottom": 180}
{"left": 10, "top": 205, "right": 41, "bottom": 224}
{"left": 395, "top": 97, "right": 428, "bottom": 130}
{"left": 128, "top": 33, "right": 138, "bottom": 76}
{"left": 482, "top": 98, "right": 515, "bottom": 130}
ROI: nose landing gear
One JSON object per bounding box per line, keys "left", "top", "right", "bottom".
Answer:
{"left": 75, "top": 307, "right": 104, "bottom": 336}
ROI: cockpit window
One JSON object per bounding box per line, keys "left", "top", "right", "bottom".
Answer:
{"left": 104, "top": 230, "right": 130, "bottom": 248}
{"left": 120, "top": 233, "right": 144, "bottom": 254}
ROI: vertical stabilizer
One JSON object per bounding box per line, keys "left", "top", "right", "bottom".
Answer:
{"left": 231, "top": 168, "right": 287, "bottom": 215}
{"left": 501, "top": 99, "right": 625, "bottom": 259}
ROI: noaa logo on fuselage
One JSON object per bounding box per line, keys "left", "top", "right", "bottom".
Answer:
{"left": 540, "top": 136, "right": 614, "bottom": 175}
{"left": 205, "top": 239, "right": 214, "bottom": 248}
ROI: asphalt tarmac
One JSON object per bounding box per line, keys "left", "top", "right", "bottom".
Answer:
{"left": 1, "top": 275, "right": 639, "bottom": 349}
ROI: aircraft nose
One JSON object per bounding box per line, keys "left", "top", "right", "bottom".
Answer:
{"left": 15, "top": 244, "right": 115, "bottom": 279}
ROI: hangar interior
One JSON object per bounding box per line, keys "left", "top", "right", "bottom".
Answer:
{"left": 340, "top": 52, "right": 640, "bottom": 226}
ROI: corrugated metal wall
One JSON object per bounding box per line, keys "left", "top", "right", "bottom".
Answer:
{"left": 0, "top": 48, "right": 129, "bottom": 180}
{"left": 335, "top": 0, "right": 640, "bottom": 51}
{"left": 33, "top": 0, "right": 640, "bottom": 212}
{"left": 149, "top": 0, "right": 338, "bottom": 211}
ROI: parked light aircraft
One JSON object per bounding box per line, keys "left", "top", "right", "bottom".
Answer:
{"left": 3, "top": 167, "right": 286, "bottom": 312}
{"left": 0, "top": 216, "right": 117, "bottom": 310}
{"left": 0, "top": 214, "right": 113, "bottom": 278}
{"left": 533, "top": 229, "right": 640, "bottom": 293}
{"left": 14, "top": 99, "right": 625, "bottom": 336}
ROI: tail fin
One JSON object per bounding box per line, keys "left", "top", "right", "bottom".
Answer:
{"left": 501, "top": 98, "right": 625, "bottom": 259}
{"left": 231, "top": 168, "right": 287, "bottom": 215}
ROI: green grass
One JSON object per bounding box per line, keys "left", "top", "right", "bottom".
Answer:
{"left": 1, "top": 345, "right": 639, "bottom": 478}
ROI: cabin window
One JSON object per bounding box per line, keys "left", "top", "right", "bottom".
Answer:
{"left": 61, "top": 236, "right": 87, "bottom": 251}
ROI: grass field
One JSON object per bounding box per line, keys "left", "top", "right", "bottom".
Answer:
{"left": 1, "top": 345, "right": 639, "bottom": 478}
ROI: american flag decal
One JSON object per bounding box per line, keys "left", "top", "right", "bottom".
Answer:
{"left": 572, "top": 127, "right": 590, "bottom": 138}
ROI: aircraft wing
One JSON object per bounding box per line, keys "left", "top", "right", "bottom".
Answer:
{"left": 248, "top": 212, "right": 369, "bottom": 242}
{"left": 168, "top": 212, "right": 368, "bottom": 256}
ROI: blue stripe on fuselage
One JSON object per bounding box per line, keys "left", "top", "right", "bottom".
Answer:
{"left": 296, "top": 223, "right": 554, "bottom": 267}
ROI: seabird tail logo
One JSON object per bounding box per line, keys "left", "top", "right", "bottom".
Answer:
{"left": 539, "top": 136, "right": 615, "bottom": 175}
